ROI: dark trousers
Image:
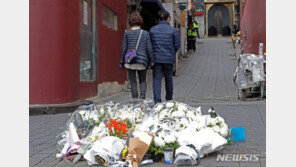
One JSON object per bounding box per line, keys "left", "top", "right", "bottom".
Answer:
{"left": 153, "top": 63, "right": 174, "bottom": 103}
{"left": 127, "top": 69, "right": 147, "bottom": 99}
{"left": 188, "top": 37, "right": 196, "bottom": 51}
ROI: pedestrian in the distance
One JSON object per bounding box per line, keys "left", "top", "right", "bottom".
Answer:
{"left": 120, "top": 13, "right": 154, "bottom": 100}
{"left": 149, "top": 10, "right": 181, "bottom": 104}
{"left": 193, "top": 21, "right": 200, "bottom": 39}
{"left": 233, "top": 21, "right": 239, "bottom": 35}
{"left": 187, "top": 24, "right": 197, "bottom": 51}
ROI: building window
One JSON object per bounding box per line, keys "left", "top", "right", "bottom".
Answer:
{"left": 79, "top": 0, "right": 98, "bottom": 81}
{"left": 196, "top": 0, "right": 204, "bottom": 12}
{"left": 102, "top": 4, "right": 118, "bottom": 31}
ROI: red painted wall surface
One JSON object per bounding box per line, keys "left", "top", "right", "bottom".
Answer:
{"left": 240, "top": 0, "right": 266, "bottom": 55}
{"left": 30, "top": 0, "right": 127, "bottom": 104}
{"left": 98, "top": 0, "right": 127, "bottom": 84}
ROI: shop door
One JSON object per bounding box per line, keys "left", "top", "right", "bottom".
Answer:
{"left": 79, "top": 0, "right": 98, "bottom": 81}
{"left": 214, "top": 10, "right": 222, "bottom": 35}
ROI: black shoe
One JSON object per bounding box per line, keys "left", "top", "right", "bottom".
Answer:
{"left": 154, "top": 101, "right": 161, "bottom": 105}
{"left": 140, "top": 95, "right": 145, "bottom": 100}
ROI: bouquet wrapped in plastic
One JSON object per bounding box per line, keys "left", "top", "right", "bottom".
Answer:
{"left": 83, "top": 136, "right": 126, "bottom": 166}
{"left": 126, "top": 131, "right": 154, "bottom": 167}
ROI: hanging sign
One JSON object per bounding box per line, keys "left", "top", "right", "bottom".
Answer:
{"left": 83, "top": 1, "right": 88, "bottom": 25}
{"left": 194, "top": 11, "right": 203, "bottom": 16}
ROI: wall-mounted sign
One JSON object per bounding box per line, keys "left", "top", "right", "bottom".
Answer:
{"left": 83, "top": 1, "right": 88, "bottom": 25}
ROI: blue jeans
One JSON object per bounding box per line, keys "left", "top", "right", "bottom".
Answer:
{"left": 153, "top": 63, "right": 174, "bottom": 103}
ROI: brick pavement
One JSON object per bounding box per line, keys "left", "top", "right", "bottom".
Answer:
{"left": 30, "top": 38, "right": 266, "bottom": 167}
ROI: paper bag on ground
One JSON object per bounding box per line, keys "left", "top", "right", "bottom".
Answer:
{"left": 127, "top": 131, "right": 154, "bottom": 167}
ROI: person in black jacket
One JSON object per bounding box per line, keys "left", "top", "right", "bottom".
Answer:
{"left": 149, "top": 10, "right": 181, "bottom": 104}
{"left": 233, "top": 21, "right": 239, "bottom": 35}
{"left": 120, "top": 13, "right": 154, "bottom": 100}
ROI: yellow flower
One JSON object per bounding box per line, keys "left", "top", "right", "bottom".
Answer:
{"left": 122, "top": 147, "right": 129, "bottom": 159}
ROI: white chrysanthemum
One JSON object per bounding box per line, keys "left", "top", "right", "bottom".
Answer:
{"left": 196, "top": 125, "right": 203, "bottom": 131}
{"left": 216, "top": 117, "right": 225, "bottom": 123}
{"left": 166, "top": 102, "right": 175, "bottom": 108}
{"left": 187, "top": 112, "right": 196, "bottom": 121}
{"left": 176, "top": 123, "right": 184, "bottom": 130}
{"left": 144, "top": 117, "right": 155, "bottom": 127}
{"left": 161, "top": 123, "right": 171, "bottom": 131}
{"left": 157, "top": 131, "right": 166, "bottom": 139}
{"left": 158, "top": 109, "right": 168, "bottom": 117}
{"left": 91, "top": 114, "right": 99, "bottom": 122}
{"left": 164, "top": 134, "right": 176, "bottom": 143}
{"left": 179, "top": 118, "right": 189, "bottom": 127}
{"left": 154, "top": 137, "right": 165, "bottom": 147}
{"left": 172, "top": 110, "right": 185, "bottom": 118}
{"left": 158, "top": 114, "right": 166, "bottom": 120}
{"left": 212, "top": 126, "right": 220, "bottom": 133}
{"left": 177, "top": 104, "right": 187, "bottom": 113}
{"left": 220, "top": 126, "right": 228, "bottom": 138}
{"left": 170, "top": 131, "right": 178, "bottom": 138}
{"left": 207, "top": 117, "right": 218, "bottom": 126}
{"left": 208, "top": 108, "right": 215, "bottom": 114}
{"left": 155, "top": 104, "right": 163, "bottom": 112}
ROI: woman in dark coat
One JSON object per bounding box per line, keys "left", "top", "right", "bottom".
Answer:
{"left": 120, "top": 13, "right": 154, "bottom": 100}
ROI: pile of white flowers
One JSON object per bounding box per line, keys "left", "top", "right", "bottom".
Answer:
{"left": 133, "top": 101, "right": 228, "bottom": 148}
{"left": 57, "top": 100, "right": 229, "bottom": 164}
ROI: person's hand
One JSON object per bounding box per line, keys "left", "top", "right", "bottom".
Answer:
{"left": 149, "top": 63, "right": 154, "bottom": 69}
{"left": 119, "top": 63, "right": 125, "bottom": 70}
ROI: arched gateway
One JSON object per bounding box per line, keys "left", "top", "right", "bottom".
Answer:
{"left": 204, "top": 0, "right": 235, "bottom": 37}
{"left": 208, "top": 4, "right": 231, "bottom": 36}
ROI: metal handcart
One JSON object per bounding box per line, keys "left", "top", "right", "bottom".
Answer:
{"left": 233, "top": 54, "right": 266, "bottom": 100}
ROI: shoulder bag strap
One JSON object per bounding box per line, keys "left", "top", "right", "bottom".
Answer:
{"left": 135, "top": 30, "right": 143, "bottom": 50}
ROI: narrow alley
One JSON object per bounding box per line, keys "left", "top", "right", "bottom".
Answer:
{"left": 30, "top": 37, "right": 266, "bottom": 167}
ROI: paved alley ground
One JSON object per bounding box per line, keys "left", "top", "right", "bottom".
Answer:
{"left": 30, "top": 38, "right": 266, "bottom": 167}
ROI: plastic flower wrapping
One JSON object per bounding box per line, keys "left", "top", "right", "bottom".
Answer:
{"left": 56, "top": 100, "right": 229, "bottom": 166}
{"left": 134, "top": 102, "right": 228, "bottom": 149}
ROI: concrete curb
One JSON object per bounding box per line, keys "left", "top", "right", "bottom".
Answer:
{"left": 29, "top": 100, "right": 93, "bottom": 116}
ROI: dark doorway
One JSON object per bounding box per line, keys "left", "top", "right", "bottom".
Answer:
{"left": 222, "top": 25, "right": 231, "bottom": 36}
{"left": 208, "top": 26, "right": 217, "bottom": 36}
{"left": 140, "top": 1, "right": 164, "bottom": 31}
{"left": 208, "top": 4, "right": 230, "bottom": 36}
